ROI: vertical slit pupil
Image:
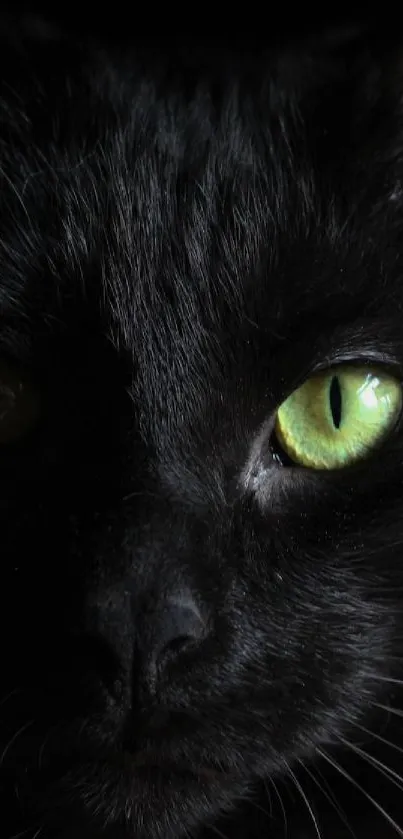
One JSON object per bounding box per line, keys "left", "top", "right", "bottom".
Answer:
{"left": 330, "top": 375, "right": 342, "bottom": 429}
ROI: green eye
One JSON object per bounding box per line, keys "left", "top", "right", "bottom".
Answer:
{"left": 274, "top": 366, "right": 402, "bottom": 469}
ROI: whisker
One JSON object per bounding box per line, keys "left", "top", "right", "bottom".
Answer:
{"left": 0, "top": 163, "right": 32, "bottom": 226}
{"left": 297, "top": 759, "right": 357, "bottom": 839}
{"left": 37, "top": 722, "right": 62, "bottom": 771}
{"left": 349, "top": 719, "right": 403, "bottom": 758}
{"left": 284, "top": 760, "right": 322, "bottom": 839}
{"left": 336, "top": 734, "right": 403, "bottom": 794}
{"left": 248, "top": 783, "right": 273, "bottom": 821}
{"left": 0, "top": 688, "right": 24, "bottom": 713}
{"left": 371, "top": 702, "right": 403, "bottom": 719}
{"left": 121, "top": 489, "right": 159, "bottom": 503}
{"left": 370, "top": 675, "right": 403, "bottom": 687}
{"left": 261, "top": 780, "right": 273, "bottom": 819}
{"left": 318, "top": 747, "right": 403, "bottom": 838}
{"left": 265, "top": 776, "right": 288, "bottom": 835}
{"left": 207, "top": 825, "right": 230, "bottom": 839}
{"left": 7, "top": 827, "right": 42, "bottom": 839}
{"left": 7, "top": 831, "right": 33, "bottom": 839}
{"left": 0, "top": 720, "right": 34, "bottom": 767}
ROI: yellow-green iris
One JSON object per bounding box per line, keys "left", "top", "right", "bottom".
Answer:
{"left": 275, "top": 366, "right": 402, "bottom": 469}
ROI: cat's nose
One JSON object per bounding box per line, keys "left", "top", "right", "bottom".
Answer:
{"left": 136, "top": 593, "right": 207, "bottom": 693}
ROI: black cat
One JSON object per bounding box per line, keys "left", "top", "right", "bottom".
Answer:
{"left": 1, "top": 17, "right": 403, "bottom": 839}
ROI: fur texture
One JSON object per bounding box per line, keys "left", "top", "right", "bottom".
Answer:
{"left": 2, "top": 21, "right": 403, "bottom": 839}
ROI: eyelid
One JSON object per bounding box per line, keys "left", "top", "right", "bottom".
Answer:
{"left": 280, "top": 355, "right": 402, "bottom": 407}
{"left": 312, "top": 352, "right": 401, "bottom": 375}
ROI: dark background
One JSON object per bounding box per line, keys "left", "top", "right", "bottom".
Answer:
{"left": 0, "top": 5, "right": 392, "bottom": 46}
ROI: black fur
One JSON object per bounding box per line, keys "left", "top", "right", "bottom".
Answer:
{"left": 2, "top": 21, "right": 403, "bottom": 839}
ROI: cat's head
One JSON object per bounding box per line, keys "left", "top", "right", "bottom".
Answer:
{"left": 1, "top": 18, "right": 403, "bottom": 839}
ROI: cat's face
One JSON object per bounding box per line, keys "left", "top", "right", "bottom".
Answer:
{"left": 2, "top": 24, "right": 403, "bottom": 839}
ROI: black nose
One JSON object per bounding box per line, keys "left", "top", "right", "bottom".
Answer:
{"left": 136, "top": 593, "right": 207, "bottom": 693}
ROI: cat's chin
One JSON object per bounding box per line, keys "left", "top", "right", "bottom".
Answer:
{"left": 38, "top": 753, "right": 249, "bottom": 839}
